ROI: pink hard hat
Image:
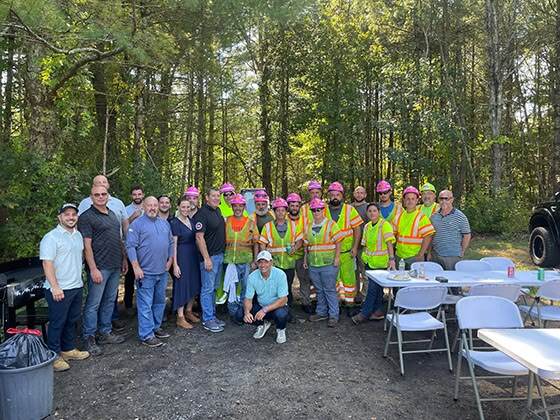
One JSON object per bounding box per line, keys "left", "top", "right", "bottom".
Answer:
{"left": 254, "top": 189, "right": 269, "bottom": 199}
{"left": 327, "top": 181, "right": 344, "bottom": 193}
{"left": 376, "top": 180, "right": 392, "bottom": 193}
{"left": 184, "top": 186, "right": 199, "bottom": 197}
{"left": 308, "top": 180, "right": 321, "bottom": 191}
{"left": 272, "top": 197, "right": 288, "bottom": 209}
{"left": 309, "top": 198, "right": 325, "bottom": 210}
{"left": 220, "top": 183, "right": 235, "bottom": 193}
{"left": 286, "top": 193, "right": 302, "bottom": 203}
{"left": 402, "top": 186, "right": 420, "bottom": 197}
{"left": 229, "top": 194, "right": 246, "bottom": 205}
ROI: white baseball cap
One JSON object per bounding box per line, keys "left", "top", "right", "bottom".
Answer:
{"left": 256, "top": 250, "right": 273, "bottom": 261}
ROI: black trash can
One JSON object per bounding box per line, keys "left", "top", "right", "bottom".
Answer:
{"left": 0, "top": 349, "right": 57, "bottom": 420}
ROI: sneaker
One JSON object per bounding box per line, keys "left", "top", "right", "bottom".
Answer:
{"left": 202, "top": 319, "right": 224, "bottom": 333}
{"left": 154, "top": 328, "right": 170, "bottom": 339}
{"left": 369, "top": 310, "right": 385, "bottom": 321}
{"left": 98, "top": 332, "right": 126, "bottom": 345}
{"left": 253, "top": 321, "right": 272, "bottom": 339}
{"left": 142, "top": 337, "right": 163, "bottom": 348}
{"left": 276, "top": 328, "right": 286, "bottom": 344}
{"left": 53, "top": 356, "right": 70, "bottom": 372}
{"left": 83, "top": 336, "right": 103, "bottom": 356}
{"left": 351, "top": 313, "right": 367, "bottom": 325}
{"left": 215, "top": 318, "right": 226, "bottom": 327}
{"left": 327, "top": 318, "right": 338, "bottom": 328}
{"left": 61, "top": 349, "right": 90, "bottom": 361}
{"left": 176, "top": 316, "right": 193, "bottom": 330}
{"left": 111, "top": 319, "right": 126, "bottom": 332}
{"left": 309, "top": 314, "right": 328, "bottom": 322}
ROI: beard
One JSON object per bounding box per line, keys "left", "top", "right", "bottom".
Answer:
{"left": 133, "top": 198, "right": 143, "bottom": 205}
{"left": 255, "top": 208, "right": 268, "bottom": 216}
{"left": 289, "top": 209, "right": 299, "bottom": 217}
{"left": 329, "top": 199, "right": 341, "bottom": 207}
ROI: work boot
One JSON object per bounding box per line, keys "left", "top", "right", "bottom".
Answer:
{"left": 111, "top": 319, "right": 126, "bottom": 332}
{"left": 351, "top": 313, "right": 367, "bottom": 325}
{"left": 61, "top": 349, "right": 90, "bottom": 361}
{"left": 327, "top": 318, "right": 338, "bottom": 328}
{"left": 369, "top": 310, "right": 385, "bottom": 321}
{"left": 53, "top": 356, "right": 70, "bottom": 372}
{"left": 83, "top": 336, "right": 103, "bottom": 356}
{"left": 98, "top": 332, "right": 126, "bottom": 345}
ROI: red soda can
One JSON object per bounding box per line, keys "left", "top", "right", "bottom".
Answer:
{"left": 507, "top": 266, "right": 515, "bottom": 278}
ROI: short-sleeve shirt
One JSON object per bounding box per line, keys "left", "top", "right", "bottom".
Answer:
{"left": 39, "top": 225, "right": 84, "bottom": 290}
{"left": 77, "top": 206, "right": 123, "bottom": 270}
{"left": 125, "top": 203, "right": 143, "bottom": 218}
{"left": 193, "top": 204, "right": 226, "bottom": 257}
{"left": 430, "top": 208, "right": 471, "bottom": 257}
{"left": 245, "top": 266, "right": 288, "bottom": 307}
{"left": 78, "top": 195, "right": 128, "bottom": 224}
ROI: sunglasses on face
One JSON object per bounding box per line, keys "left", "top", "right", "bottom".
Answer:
{"left": 224, "top": 192, "right": 234, "bottom": 197}
{"left": 93, "top": 193, "right": 108, "bottom": 197}
{"left": 379, "top": 191, "right": 390, "bottom": 195}
{"left": 311, "top": 208, "right": 323, "bottom": 213}
{"left": 438, "top": 196, "right": 451, "bottom": 201}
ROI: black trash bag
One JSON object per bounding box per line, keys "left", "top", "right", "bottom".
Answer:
{"left": 0, "top": 328, "right": 52, "bottom": 369}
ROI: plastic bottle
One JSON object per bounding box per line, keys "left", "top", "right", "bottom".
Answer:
{"left": 398, "top": 259, "right": 405, "bottom": 273}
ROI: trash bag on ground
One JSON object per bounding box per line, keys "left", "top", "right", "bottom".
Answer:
{"left": 0, "top": 328, "right": 52, "bottom": 369}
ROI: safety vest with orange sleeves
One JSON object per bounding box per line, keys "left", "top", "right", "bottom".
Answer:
{"left": 418, "top": 203, "right": 439, "bottom": 219}
{"left": 249, "top": 210, "right": 275, "bottom": 233}
{"left": 224, "top": 216, "right": 258, "bottom": 264}
{"left": 394, "top": 208, "right": 435, "bottom": 259}
{"left": 325, "top": 204, "right": 363, "bottom": 252}
{"left": 304, "top": 219, "right": 344, "bottom": 267}
{"left": 288, "top": 215, "right": 306, "bottom": 259}
{"left": 300, "top": 202, "right": 324, "bottom": 232}
{"left": 259, "top": 219, "right": 303, "bottom": 269}
{"left": 379, "top": 201, "right": 403, "bottom": 226}
{"left": 361, "top": 219, "right": 396, "bottom": 269}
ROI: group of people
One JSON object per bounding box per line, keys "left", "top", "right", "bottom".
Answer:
{"left": 39, "top": 175, "right": 471, "bottom": 372}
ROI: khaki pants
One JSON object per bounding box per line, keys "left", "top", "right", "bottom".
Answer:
{"left": 430, "top": 251, "right": 462, "bottom": 271}
{"left": 295, "top": 258, "right": 312, "bottom": 306}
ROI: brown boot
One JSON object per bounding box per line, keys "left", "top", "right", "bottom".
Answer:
{"left": 176, "top": 316, "right": 193, "bottom": 329}
{"left": 185, "top": 311, "right": 200, "bottom": 323}
{"left": 351, "top": 313, "right": 367, "bottom": 325}
{"left": 369, "top": 310, "right": 385, "bottom": 321}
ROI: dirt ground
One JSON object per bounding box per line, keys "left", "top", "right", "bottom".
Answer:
{"left": 51, "top": 292, "right": 559, "bottom": 420}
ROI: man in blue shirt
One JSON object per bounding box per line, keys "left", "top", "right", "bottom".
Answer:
{"left": 235, "top": 250, "right": 289, "bottom": 344}
{"left": 127, "top": 196, "right": 174, "bottom": 347}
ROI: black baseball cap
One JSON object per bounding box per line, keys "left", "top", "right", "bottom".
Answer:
{"left": 59, "top": 203, "right": 78, "bottom": 214}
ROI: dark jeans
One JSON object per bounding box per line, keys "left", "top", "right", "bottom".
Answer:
{"left": 280, "top": 268, "right": 295, "bottom": 306}
{"left": 46, "top": 287, "right": 83, "bottom": 353}
{"left": 360, "top": 264, "right": 384, "bottom": 317}
{"left": 235, "top": 302, "right": 289, "bottom": 330}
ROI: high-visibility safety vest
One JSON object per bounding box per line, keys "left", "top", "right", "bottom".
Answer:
{"left": 304, "top": 219, "right": 343, "bottom": 267}
{"left": 379, "top": 201, "right": 403, "bottom": 226}
{"left": 325, "top": 204, "right": 363, "bottom": 252}
{"left": 249, "top": 210, "right": 275, "bottom": 233}
{"left": 418, "top": 203, "right": 439, "bottom": 219}
{"left": 361, "top": 219, "right": 396, "bottom": 269}
{"left": 289, "top": 215, "right": 305, "bottom": 259}
{"left": 224, "top": 216, "right": 256, "bottom": 264}
{"left": 394, "top": 208, "right": 435, "bottom": 259}
{"left": 300, "top": 202, "right": 326, "bottom": 233}
{"left": 259, "top": 220, "right": 302, "bottom": 269}
{"left": 219, "top": 196, "right": 249, "bottom": 219}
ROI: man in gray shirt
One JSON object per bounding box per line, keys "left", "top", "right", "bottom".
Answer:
{"left": 429, "top": 190, "right": 471, "bottom": 270}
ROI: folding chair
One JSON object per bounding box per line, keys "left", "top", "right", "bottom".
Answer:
{"left": 454, "top": 296, "right": 547, "bottom": 420}
{"left": 410, "top": 261, "right": 444, "bottom": 273}
{"left": 480, "top": 257, "right": 515, "bottom": 271}
{"left": 455, "top": 260, "right": 493, "bottom": 273}
{"left": 519, "top": 279, "right": 560, "bottom": 327}
{"left": 383, "top": 285, "right": 452, "bottom": 376}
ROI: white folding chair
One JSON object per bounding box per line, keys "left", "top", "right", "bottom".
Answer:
{"left": 480, "top": 257, "right": 515, "bottom": 270}
{"left": 455, "top": 260, "right": 493, "bottom": 272}
{"left": 411, "top": 261, "right": 444, "bottom": 273}
{"left": 383, "top": 286, "right": 452, "bottom": 376}
{"left": 519, "top": 279, "right": 560, "bottom": 327}
{"left": 454, "top": 296, "right": 547, "bottom": 420}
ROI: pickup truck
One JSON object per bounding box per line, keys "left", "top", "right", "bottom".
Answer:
{"left": 529, "top": 193, "right": 560, "bottom": 267}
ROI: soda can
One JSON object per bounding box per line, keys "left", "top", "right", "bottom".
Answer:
{"left": 538, "top": 268, "right": 545, "bottom": 281}
{"left": 507, "top": 266, "right": 515, "bottom": 278}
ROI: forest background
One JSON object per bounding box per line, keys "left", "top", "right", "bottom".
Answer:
{"left": 1, "top": 0, "right": 558, "bottom": 261}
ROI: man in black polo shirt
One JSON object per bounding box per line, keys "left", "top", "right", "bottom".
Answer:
{"left": 78, "top": 185, "right": 128, "bottom": 356}
{"left": 193, "top": 187, "right": 226, "bottom": 333}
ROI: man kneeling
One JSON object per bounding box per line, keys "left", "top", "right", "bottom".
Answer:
{"left": 235, "top": 251, "right": 288, "bottom": 344}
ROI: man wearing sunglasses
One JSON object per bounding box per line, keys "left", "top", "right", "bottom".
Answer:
{"left": 376, "top": 180, "right": 402, "bottom": 226}
{"left": 218, "top": 183, "right": 237, "bottom": 218}
{"left": 429, "top": 190, "right": 471, "bottom": 270}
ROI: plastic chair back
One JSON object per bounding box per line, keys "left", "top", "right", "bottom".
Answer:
{"left": 536, "top": 279, "right": 560, "bottom": 301}
{"left": 467, "top": 284, "right": 520, "bottom": 302}
{"left": 456, "top": 296, "right": 523, "bottom": 330}
{"left": 411, "top": 261, "right": 444, "bottom": 273}
{"left": 394, "top": 286, "right": 447, "bottom": 311}
{"left": 455, "top": 260, "right": 493, "bottom": 272}
{"left": 480, "top": 257, "right": 515, "bottom": 270}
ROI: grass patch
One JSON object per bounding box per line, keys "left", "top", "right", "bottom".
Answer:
{"left": 465, "top": 234, "right": 533, "bottom": 270}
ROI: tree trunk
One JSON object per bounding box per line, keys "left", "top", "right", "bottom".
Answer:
{"left": 258, "top": 25, "right": 273, "bottom": 193}
{"left": 552, "top": 0, "right": 560, "bottom": 193}
{"left": 2, "top": 29, "right": 15, "bottom": 143}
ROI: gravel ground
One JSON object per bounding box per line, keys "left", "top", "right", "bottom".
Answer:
{"left": 51, "top": 299, "right": 559, "bottom": 420}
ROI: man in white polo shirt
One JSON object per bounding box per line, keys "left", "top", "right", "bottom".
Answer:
{"left": 40, "top": 203, "right": 90, "bottom": 372}
{"left": 235, "top": 250, "right": 289, "bottom": 344}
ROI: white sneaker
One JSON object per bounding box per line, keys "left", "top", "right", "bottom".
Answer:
{"left": 276, "top": 328, "right": 286, "bottom": 344}
{"left": 253, "top": 321, "right": 271, "bottom": 339}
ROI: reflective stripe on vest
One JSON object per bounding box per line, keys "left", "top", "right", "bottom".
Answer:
{"left": 307, "top": 220, "right": 336, "bottom": 267}
{"left": 395, "top": 210, "right": 424, "bottom": 247}
{"left": 327, "top": 204, "right": 354, "bottom": 252}
{"left": 262, "top": 220, "right": 297, "bottom": 269}
{"left": 363, "top": 220, "right": 389, "bottom": 257}
{"left": 224, "top": 217, "right": 253, "bottom": 264}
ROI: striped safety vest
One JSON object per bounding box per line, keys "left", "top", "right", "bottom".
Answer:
{"left": 325, "top": 204, "right": 362, "bottom": 252}
{"left": 361, "top": 220, "right": 395, "bottom": 269}
{"left": 224, "top": 216, "right": 255, "bottom": 264}
{"left": 306, "top": 219, "right": 342, "bottom": 267}
{"left": 259, "top": 220, "right": 300, "bottom": 269}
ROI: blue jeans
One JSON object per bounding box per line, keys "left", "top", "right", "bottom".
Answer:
{"left": 227, "top": 263, "right": 250, "bottom": 316}
{"left": 309, "top": 265, "right": 339, "bottom": 320}
{"left": 83, "top": 269, "right": 121, "bottom": 338}
{"left": 135, "top": 272, "right": 168, "bottom": 341}
{"left": 234, "top": 302, "right": 289, "bottom": 330}
{"left": 46, "top": 287, "right": 83, "bottom": 353}
{"left": 360, "top": 278, "right": 383, "bottom": 317}
{"left": 199, "top": 253, "right": 224, "bottom": 322}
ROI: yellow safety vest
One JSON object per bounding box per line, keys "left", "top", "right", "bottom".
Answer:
{"left": 306, "top": 219, "right": 341, "bottom": 267}
{"left": 325, "top": 204, "right": 362, "bottom": 252}
{"left": 418, "top": 203, "right": 439, "bottom": 219}
{"left": 394, "top": 209, "right": 433, "bottom": 259}
{"left": 260, "top": 220, "right": 300, "bottom": 269}
{"left": 361, "top": 220, "right": 395, "bottom": 269}
{"left": 224, "top": 217, "right": 255, "bottom": 264}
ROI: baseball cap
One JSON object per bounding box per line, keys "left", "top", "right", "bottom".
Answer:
{"left": 256, "top": 250, "right": 273, "bottom": 261}
{"left": 59, "top": 203, "right": 78, "bottom": 214}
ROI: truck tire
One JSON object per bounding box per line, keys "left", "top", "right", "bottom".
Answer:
{"left": 529, "top": 226, "right": 560, "bottom": 267}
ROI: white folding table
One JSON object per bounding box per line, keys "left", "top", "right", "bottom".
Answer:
{"left": 478, "top": 328, "right": 560, "bottom": 420}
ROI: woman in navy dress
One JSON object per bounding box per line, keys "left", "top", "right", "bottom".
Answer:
{"left": 171, "top": 195, "right": 201, "bottom": 329}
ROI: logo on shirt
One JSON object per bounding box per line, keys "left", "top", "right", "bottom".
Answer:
{"left": 195, "top": 222, "right": 202, "bottom": 230}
